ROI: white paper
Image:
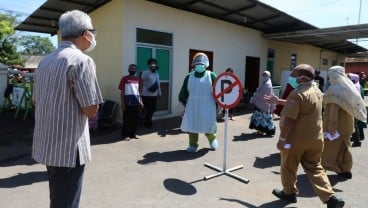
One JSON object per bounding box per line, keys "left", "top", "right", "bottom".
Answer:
{"left": 323, "top": 131, "right": 340, "bottom": 141}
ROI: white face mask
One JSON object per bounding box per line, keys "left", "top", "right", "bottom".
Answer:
{"left": 261, "top": 76, "right": 269, "bottom": 82}
{"left": 84, "top": 32, "right": 96, "bottom": 52}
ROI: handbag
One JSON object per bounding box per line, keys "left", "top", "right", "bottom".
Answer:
{"left": 148, "top": 82, "right": 159, "bottom": 92}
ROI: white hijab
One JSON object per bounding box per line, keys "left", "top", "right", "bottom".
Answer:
{"left": 324, "top": 66, "right": 367, "bottom": 122}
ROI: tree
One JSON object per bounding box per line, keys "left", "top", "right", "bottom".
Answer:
{"left": 0, "top": 13, "right": 24, "bottom": 66}
{"left": 18, "top": 35, "right": 55, "bottom": 55}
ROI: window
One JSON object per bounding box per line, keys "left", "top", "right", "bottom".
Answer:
{"left": 136, "top": 28, "right": 172, "bottom": 46}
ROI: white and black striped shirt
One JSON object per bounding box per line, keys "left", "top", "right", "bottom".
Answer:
{"left": 32, "top": 41, "right": 103, "bottom": 167}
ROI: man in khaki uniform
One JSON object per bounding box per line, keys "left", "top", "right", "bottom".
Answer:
{"left": 267, "top": 64, "right": 345, "bottom": 208}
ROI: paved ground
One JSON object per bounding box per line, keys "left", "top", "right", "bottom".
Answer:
{"left": 0, "top": 108, "right": 367, "bottom": 208}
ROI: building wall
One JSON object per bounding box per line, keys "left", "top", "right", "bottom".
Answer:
{"left": 345, "top": 62, "right": 368, "bottom": 74}
{"left": 267, "top": 40, "right": 342, "bottom": 85}
{"left": 89, "top": 0, "right": 124, "bottom": 100}
{"left": 81, "top": 0, "right": 347, "bottom": 119}
{"left": 120, "top": 0, "right": 267, "bottom": 116}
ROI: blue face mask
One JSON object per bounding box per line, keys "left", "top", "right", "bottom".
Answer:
{"left": 195, "top": 65, "right": 206, "bottom": 73}
{"left": 288, "top": 76, "right": 299, "bottom": 89}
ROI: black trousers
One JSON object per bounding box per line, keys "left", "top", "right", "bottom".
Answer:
{"left": 142, "top": 96, "right": 157, "bottom": 127}
{"left": 122, "top": 105, "right": 139, "bottom": 137}
{"left": 46, "top": 155, "right": 85, "bottom": 208}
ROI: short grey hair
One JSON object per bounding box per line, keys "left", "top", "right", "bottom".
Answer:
{"left": 59, "top": 10, "right": 93, "bottom": 38}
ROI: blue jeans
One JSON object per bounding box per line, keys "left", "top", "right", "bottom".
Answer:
{"left": 46, "top": 155, "right": 85, "bottom": 208}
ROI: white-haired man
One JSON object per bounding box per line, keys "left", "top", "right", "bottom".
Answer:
{"left": 32, "top": 10, "right": 103, "bottom": 208}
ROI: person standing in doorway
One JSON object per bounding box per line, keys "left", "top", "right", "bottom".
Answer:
{"left": 32, "top": 10, "right": 103, "bottom": 208}
{"left": 118, "top": 64, "right": 143, "bottom": 141}
{"left": 179, "top": 52, "right": 218, "bottom": 152}
{"left": 141, "top": 58, "right": 162, "bottom": 127}
{"left": 315, "top": 69, "right": 325, "bottom": 92}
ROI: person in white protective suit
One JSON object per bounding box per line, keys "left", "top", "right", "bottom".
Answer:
{"left": 178, "top": 52, "right": 218, "bottom": 152}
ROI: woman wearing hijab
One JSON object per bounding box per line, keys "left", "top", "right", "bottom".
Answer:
{"left": 347, "top": 73, "right": 366, "bottom": 147}
{"left": 322, "top": 66, "right": 367, "bottom": 179}
{"left": 249, "top": 71, "right": 276, "bottom": 136}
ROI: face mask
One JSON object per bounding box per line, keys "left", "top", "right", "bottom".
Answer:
{"left": 195, "top": 65, "right": 206, "bottom": 73}
{"left": 288, "top": 76, "right": 299, "bottom": 89}
{"left": 128, "top": 71, "right": 136, "bottom": 76}
{"left": 261, "top": 76, "right": 269, "bottom": 82}
{"left": 149, "top": 64, "right": 158, "bottom": 72}
{"left": 85, "top": 33, "right": 96, "bottom": 52}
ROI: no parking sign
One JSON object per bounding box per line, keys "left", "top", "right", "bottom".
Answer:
{"left": 205, "top": 72, "right": 249, "bottom": 183}
{"left": 213, "top": 72, "right": 243, "bottom": 109}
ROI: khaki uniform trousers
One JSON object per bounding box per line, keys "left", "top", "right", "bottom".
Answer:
{"left": 322, "top": 134, "right": 353, "bottom": 173}
{"left": 280, "top": 139, "right": 334, "bottom": 203}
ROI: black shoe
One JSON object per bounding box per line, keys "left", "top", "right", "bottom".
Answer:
{"left": 122, "top": 135, "right": 130, "bottom": 141}
{"left": 129, "top": 135, "right": 140, "bottom": 139}
{"left": 272, "top": 189, "right": 297, "bottom": 203}
{"left": 326, "top": 195, "right": 345, "bottom": 208}
{"left": 337, "top": 172, "right": 352, "bottom": 179}
{"left": 352, "top": 142, "right": 361, "bottom": 147}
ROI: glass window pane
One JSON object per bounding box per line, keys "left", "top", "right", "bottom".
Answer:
{"left": 156, "top": 82, "right": 169, "bottom": 111}
{"left": 137, "top": 28, "right": 172, "bottom": 46}
{"left": 156, "top": 49, "right": 169, "bottom": 81}
{"left": 137, "top": 47, "right": 152, "bottom": 72}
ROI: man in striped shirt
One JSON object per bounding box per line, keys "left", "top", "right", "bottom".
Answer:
{"left": 32, "top": 10, "right": 103, "bottom": 208}
{"left": 118, "top": 64, "right": 143, "bottom": 140}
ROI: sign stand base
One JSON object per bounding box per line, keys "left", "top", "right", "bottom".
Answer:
{"left": 203, "top": 109, "right": 249, "bottom": 184}
{"left": 204, "top": 162, "right": 249, "bottom": 183}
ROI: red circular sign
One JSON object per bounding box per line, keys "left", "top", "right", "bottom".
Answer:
{"left": 213, "top": 72, "right": 243, "bottom": 109}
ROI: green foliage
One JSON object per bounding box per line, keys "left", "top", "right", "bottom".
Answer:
{"left": 0, "top": 38, "right": 24, "bottom": 66}
{"left": 0, "top": 13, "right": 24, "bottom": 66}
{"left": 18, "top": 35, "right": 55, "bottom": 55}
{"left": 1, "top": 12, "right": 56, "bottom": 66}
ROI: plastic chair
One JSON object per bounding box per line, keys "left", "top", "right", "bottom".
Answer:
{"left": 98, "top": 100, "right": 118, "bottom": 128}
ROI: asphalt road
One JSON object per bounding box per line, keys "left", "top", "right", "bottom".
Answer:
{"left": 0, "top": 109, "right": 367, "bottom": 208}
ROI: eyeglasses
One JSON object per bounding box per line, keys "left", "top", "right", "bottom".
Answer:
{"left": 86, "top": 29, "right": 97, "bottom": 36}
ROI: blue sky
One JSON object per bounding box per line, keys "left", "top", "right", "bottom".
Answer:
{"left": 260, "top": 0, "right": 368, "bottom": 48}
{"left": 260, "top": 0, "right": 367, "bottom": 28}
{"left": 0, "top": 0, "right": 57, "bottom": 45}
{"left": 1, "top": 0, "right": 367, "bottom": 48}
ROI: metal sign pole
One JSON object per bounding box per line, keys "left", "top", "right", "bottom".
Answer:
{"left": 204, "top": 108, "right": 249, "bottom": 183}
{"left": 223, "top": 108, "right": 228, "bottom": 170}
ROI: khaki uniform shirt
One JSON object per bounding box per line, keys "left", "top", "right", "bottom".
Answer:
{"left": 280, "top": 82, "right": 323, "bottom": 143}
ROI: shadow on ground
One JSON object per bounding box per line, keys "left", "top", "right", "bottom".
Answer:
{"left": 233, "top": 132, "right": 273, "bottom": 142}
{"left": 219, "top": 197, "right": 297, "bottom": 208}
{"left": 0, "top": 170, "right": 48, "bottom": 188}
{"left": 137, "top": 148, "right": 211, "bottom": 164}
{"left": 163, "top": 178, "right": 199, "bottom": 195}
{"left": 253, "top": 153, "right": 280, "bottom": 169}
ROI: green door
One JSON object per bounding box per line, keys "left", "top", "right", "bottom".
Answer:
{"left": 137, "top": 46, "right": 171, "bottom": 114}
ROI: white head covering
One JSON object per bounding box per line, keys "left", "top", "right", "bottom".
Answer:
{"left": 250, "top": 71, "right": 275, "bottom": 112}
{"left": 324, "top": 66, "right": 367, "bottom": 122}
{"left": 261, "top": 70, "right": 271, "bottom": 83}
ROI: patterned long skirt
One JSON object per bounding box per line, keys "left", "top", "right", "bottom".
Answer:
{"left": 249, "top": 108, "right": 276, "bottom": 136}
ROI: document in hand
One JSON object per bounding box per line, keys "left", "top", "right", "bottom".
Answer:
{"left": 323, "top": 131, "right": 340, "bottom": 141}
